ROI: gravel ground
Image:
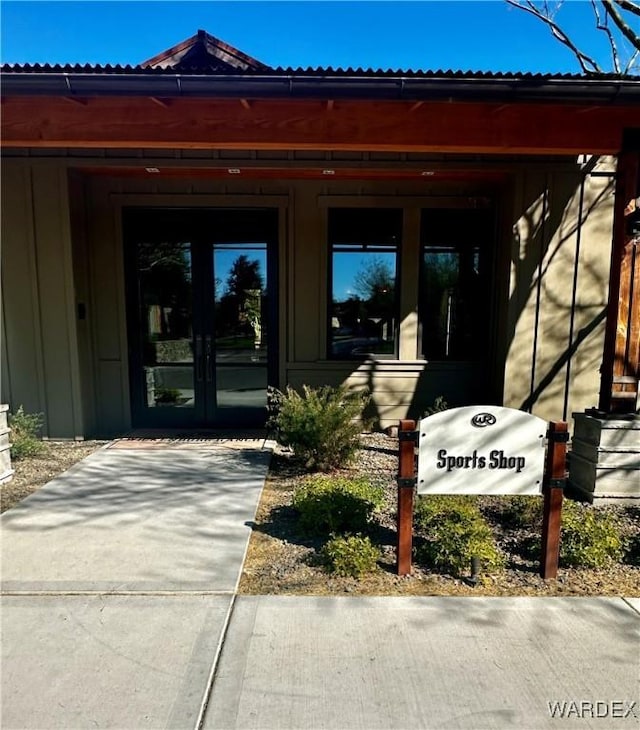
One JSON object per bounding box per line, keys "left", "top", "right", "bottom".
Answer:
{"left": 240, "top": 433, "right": 640, "bottom": 597}
{"left": 1, "top": 441, "right": 108, "bottom": 514}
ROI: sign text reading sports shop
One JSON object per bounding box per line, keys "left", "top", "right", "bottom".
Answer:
{"left": 417, "top": 406, "right": 547, "bottom": 496}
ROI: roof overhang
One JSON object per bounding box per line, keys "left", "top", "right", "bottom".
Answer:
{"left": 2, "top": 71, "right": 639, "bottom": 154}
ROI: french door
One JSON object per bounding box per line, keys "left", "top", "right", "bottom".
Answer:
{"left": 123, "top": 208, "right": 278, "bottom": 428}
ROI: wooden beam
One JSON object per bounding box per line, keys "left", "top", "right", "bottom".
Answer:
{"left": 149, "top": 97, "right": 171, "bottom": 108}
{"left": 1, "top": 97, "right": 636, "bottom": 154}
{"left": 62, "top": 96, "right": 88, "bottom": 107}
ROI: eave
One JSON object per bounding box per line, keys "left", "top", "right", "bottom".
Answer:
{"left": 1, "top": 95, "right": 637, "bottom": 154}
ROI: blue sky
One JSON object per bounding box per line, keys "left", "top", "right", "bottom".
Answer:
{"left": 0, "top": 1, "right": 632, "bottom": 73}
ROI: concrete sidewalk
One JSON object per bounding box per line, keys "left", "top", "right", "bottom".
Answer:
{"left": 1, "top": 440, "right": 272, "bottom": 729}
{"left": 203, "top": 596, "right": 640, "bottom": 730}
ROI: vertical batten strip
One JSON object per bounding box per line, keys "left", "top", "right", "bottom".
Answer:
{"left": 529, "top": 174, "right": 549, "bottom": 413}
{"left": 26, "top": 165, "right": 48, "bottom": 428}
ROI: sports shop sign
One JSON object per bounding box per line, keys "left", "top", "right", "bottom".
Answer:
{"left": 417, "top": 406, "right": 546, "bottom": 495}
{"left": 396, "top": 406, "right": 569, "bottom": 579}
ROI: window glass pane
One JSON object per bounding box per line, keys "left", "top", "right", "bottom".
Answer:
{"left": 420, "top": 209, "right": 492, "bottom": 361}
{"left": 137, "top": 240, "right": 195, "bottom": 409}
{"left": 329, "top": 208, "right": 402, "bottom": 246}
{"left": 422, "top": 246, "right": 483, "bottom": 359}
{"left": 213, "top": 243, "right": 268, "bottom": 363}
{"left": 213, "top": 242, "right": 268, "bottom": 410}
{"left": 329, "top": 209, "right": 400, "bottom": 359}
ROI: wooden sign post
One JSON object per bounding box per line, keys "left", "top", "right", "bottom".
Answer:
{"left": 396, "top": 409, "right": 569, "bottom": 580}
{"left": 540, "top": 421, "right": 568, "bottom": 579}
{"left": 397, "top": 419, "right": 417, "bottom": 576}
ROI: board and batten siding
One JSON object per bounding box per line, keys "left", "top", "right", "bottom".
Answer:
{"left": 504, "top": 157, "right": 615, "bottom": 423}
{"left": 0, "top": 152, "right": 616, "bottom": 436}
{"left": 1, "top": 160, "right": 83, "bottom": 438}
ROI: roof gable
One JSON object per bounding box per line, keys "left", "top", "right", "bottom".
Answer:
{"left": 141, "top": 29, "right": 268, "bottom": 72}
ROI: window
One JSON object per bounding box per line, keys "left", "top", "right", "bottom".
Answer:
{"left": 328, "top": 208, "right": 401, "bottom": 359}
{"left": 420, "top": 209, "right": 493, "bottom": 361}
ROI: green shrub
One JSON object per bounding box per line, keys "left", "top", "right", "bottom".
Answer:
{"left": 560, "top": 501, "right": 624, "bottom": 568}
{"left": 292, "top": 475, "right": 384, "bottom": 536}
{"left": 422, "top": 396, "right": 450, "bottom": 417}
{"left": 322, "top": 535, "right": 382, "bottom": 577}
{"left": 267, "top": 384, "right": 369, "bottom": 470}
{"left": 8, "top": 406, "right": 45, "bottom": 460}
{"left": 154, "top": 387, "right": 181, "bottom": 404}
{"left": 155, "top": 339, "right": 192, "bottom": 363}
{"left": 499, "top": 495, "right": 543, "bottom": 528}
{"left": 414, "top": 495, "right": 504, "bottom": 577}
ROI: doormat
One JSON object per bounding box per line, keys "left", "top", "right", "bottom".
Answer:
{"left": 107, "top": 429, "right": 272, "bottom": 450}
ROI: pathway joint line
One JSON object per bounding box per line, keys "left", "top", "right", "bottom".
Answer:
{"left": 196, "top": 592, "right": 238, "bottom": 730}
{"left": 1, "top": 590, "right": 236, "bottom": 597}
{"left": 622, "top": 597, "right": 640, "bottom": 616}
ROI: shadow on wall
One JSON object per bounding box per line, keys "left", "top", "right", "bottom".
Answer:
{"left": 360, "top": 359, "right": 493, "bottom": 430}
{"left": 505, "top": 159, "right": 615, "bottom": 420}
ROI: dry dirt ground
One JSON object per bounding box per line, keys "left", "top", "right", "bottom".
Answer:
{"left": 3, "top": 436, "right": 638, "bottom": 597}
{"left": 1, "top": 441, "right": 107, "bottom": 514}
{"left": 240, "top": 433, "right": 640, "bottom": 597}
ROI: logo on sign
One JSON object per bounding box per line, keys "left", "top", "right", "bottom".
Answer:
{"left": 471, "top": 413, "right": 497, "bottom": 428}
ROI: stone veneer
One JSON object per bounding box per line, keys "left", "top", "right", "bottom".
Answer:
{"left": 0, "top": 404, "right": 14, "bottom": 484}
{"left": 568, "top": 411, "right": 640, "bottom": 502}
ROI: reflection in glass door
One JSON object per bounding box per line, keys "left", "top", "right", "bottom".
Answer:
{"left": 136, "top": 239, "right": 199, "bottom": 416}
{"left": 124, "top": 208, "right": 277, "bottom": 428}
{"left": 213, "top": 243, "right": 268, "bottom": 411}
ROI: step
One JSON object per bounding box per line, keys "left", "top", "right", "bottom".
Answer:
{"left": 0, "top": 445, "right": 14, "bottom": 480}
{"left": 571, "top": 438, "right": 640, "bottom": 468}
{"left": 568, "top": 451, "right": 640, "bottom": 498}
{"left": 572, "top": 412, "right": 640, "bottom": 449}
{"left": 0, "top": 405, "right": 13, "bottom": 484}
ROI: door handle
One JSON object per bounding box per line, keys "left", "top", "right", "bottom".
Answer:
{"left": 205, "top": 335, "right": 214, "bottom": 383}
{"left": 195, "top": 336, "right": 204, "bottom": 382}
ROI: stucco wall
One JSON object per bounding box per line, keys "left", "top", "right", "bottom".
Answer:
{"left": 0, "top": 150, "right": 615, "bottom": 436}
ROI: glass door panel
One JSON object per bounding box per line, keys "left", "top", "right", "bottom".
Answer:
{"left": 212, "top": 243, "right": 268, "bottom": 411}
{"left": 133, "top": 239, "right": 201, "bottom": 423}
{"left": 125, "top": 208, "right": 277, "bottom": 429}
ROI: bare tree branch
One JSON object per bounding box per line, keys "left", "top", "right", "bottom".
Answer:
{"left": 625, "top": 47, "right": 640, "bottom": 72}
{"left": 508, "top": 0, "right": 640, "bottom": 73}
{"left": 602, "top": 0, "right": 640, "bottom": 51}
{"left": 613, "top": 0, "right": 640, "bottom": 18}
{"left": 505, "top": 0, "right": 604, "bottom": 72}
{"left": 591, "top": 0, "right": 622, "bottom": 73}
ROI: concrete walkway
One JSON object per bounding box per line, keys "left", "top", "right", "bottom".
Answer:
{"left": 204, "top": 596, "right": 639, "bottom": 730}
{"left": 1, "top": 439, "right": 272, "bottom": 729}
{"left": 2, "top": 441, "right": 639, "bottom": 730}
